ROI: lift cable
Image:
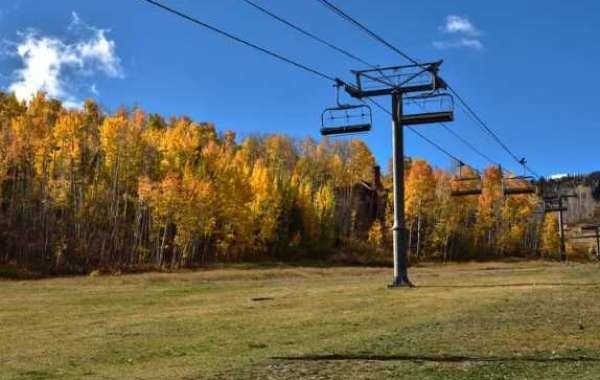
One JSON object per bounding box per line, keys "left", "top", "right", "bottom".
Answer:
{"left": 365, "top": 98, "right": 465, "bottom": 165}
{"left": 449, "top": 88, "right": 541, "bottom": 178}
{"left": 240, "top": 0, "right": 409, "bottom": 91}
{"left": 240, "top": 0, "right": 494, "bottom": 167}
{"left": 406, "top": 99, "right": 499, "bottom": 166}
{"left": 240, "top": 0, "right": 373, "bottom": 68}
{"left": 140, "top": 0, "right": 337, "bottom": 82}
{"left": 315, "top": 0, "right": 541, "bottom": 178}
{"left": 441, "top": 123, "right": 498, "bottom": 166}
{"left": 140, "top": 0, "right": 481, "bottom": 170}
{"left": 316, "top": 0, "right": 420, "bottom": 66}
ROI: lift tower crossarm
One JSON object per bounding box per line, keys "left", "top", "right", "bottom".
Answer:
{"left": 347, "top": 61, "right": 446, "bottom": 99}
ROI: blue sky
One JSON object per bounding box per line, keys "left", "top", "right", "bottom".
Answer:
{"left": 0, "top": 0, "right": 598, "bottom": 177}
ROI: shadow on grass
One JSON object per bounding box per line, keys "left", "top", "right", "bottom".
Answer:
{"left": 273, "top": 354, "right": 600, "bottom": 363}
{"left": 419, "top": 282, "right": 600, "bottom": 289}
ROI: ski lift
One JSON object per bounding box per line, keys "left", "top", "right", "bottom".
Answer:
{"left": 503, "top": 175, "right": 537, "bottom": 195}
{"left": 502, "top": 159, "right": 537, "bottom": 196}
{"left": 450, "top": 161, "right": 482, "bottom": 197}
{"left": 402, "top": 92, "right": 454, "bottom": 126}
{"left": 320, "top": 80, "right": 372, "bottom": 136}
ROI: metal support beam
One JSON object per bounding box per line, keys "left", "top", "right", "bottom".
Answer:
{"left": 346, "top": 84, "right": 438, "bottom": 99}
{"left": 390, "top": 93, "right": 412, "bottom": 287}
{"left": 558, "top": 197, "right": 566, "bottom": 261}
{"left": 597, "top": 229, "right": 600, "bottom": 260}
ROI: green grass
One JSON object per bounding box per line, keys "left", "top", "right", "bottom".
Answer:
{"left": 2, "top": 262, "right": 600, "bottom": 379}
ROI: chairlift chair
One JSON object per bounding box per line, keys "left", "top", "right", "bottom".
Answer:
{"left": 450, "top": 162, "right": 482, "bottom": 197}
{"left": 320, "top": 104, "right": 372, "bottom": 136}
{"left": 402, "top": 93, "right": 454, "bottom": 126}
{"left": 502, "top": 175, "right": 537, "bottom": 196}
{"left": 450, "top": 176, "right": 483, "bottom": 196}
{"left": 501, "top": 159, "right": 537, "bottom": 196}
{"left": 320, "top": 80, "right": 372, "bottom": 136}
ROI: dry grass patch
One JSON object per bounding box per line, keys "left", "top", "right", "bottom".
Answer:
{"left": 1, "top": 261, "right": 600, "bottom": 379}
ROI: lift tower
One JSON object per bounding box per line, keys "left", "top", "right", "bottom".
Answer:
{"left": 343, "top": 61, "right": 454, "bottom": 287}
{"left": 543, "top": 194, "right": 577, "bottom": 261}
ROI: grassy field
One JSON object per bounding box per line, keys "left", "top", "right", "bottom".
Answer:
{"left": 2, "top": 261, "right": 600, "bottom": 379}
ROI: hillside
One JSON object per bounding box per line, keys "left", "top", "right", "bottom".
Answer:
{"left": 543, "top": 172, "right": 600, "bottom": 224}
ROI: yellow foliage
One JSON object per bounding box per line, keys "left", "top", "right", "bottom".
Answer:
{"left": 0, "top": 92, "right": 563, "bottom": 269}
{"left": 405, "top": 159, "right": 435, "bottom": 220}
{"left": 368, "top": 220, "right": 384, "bottom": 248}
{"left": 541, "top": 213, "right": 560, "bottom": 256}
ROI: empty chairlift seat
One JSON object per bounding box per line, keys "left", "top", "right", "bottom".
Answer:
{"left": 320, "top": 104, "right": 372, "bottom": 136}
{"left": 450, "top": 176, "right": 483, "bottom": 196}
{"left": 502, "top": 175, "right": 537, "bottom": 195}
{"left": 402, "top": 93, "right": 454, "bottom": 126}
{"left": 450, "top": 162, "right": 482, "bottom": 196}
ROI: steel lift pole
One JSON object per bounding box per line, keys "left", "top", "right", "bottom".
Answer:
{"left": 596, "top": 228, "right": 600, "bottom": 260}
{"left": 390, "top": 92, "right": 411, "bottom": 286}
{"left": 558, "top": 196, "right": 567, "bottom": 262}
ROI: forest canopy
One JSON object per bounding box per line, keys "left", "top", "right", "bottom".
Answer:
{"left": 0, "top": 92, "right": 556, "bottom": 274}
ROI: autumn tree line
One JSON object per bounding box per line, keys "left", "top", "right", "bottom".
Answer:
{"left": 0, "top": 92, "right": 561, "bottom": 274}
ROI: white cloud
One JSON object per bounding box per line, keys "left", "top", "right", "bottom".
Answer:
{"left": 434, "top": 15, "right": 484, "bottom": 50}
{"left": 433, "top": 38, "right": 483, "bottom": 51}
{"left": 76, "top": 30, "right": 123, "bottom": 78}
{"left": 441, "top": 15, "right": 480, "bottom": 36}
{"left": 549, "top": 173, "right": 568, "bottom": 180}
{"left": 62, "top": 98, "right": 84, "bottom": 110}
{"left": 8, "top": 34, "right": 78, "bottom": 102}
{"left": 5, "top": 12, "right": 123, "bottom": 108}
{"left": 68, "top": 12, "right": 123, "bottom": 78}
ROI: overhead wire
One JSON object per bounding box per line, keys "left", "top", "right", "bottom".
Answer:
{"left": 239, "top": 0, "right": 485, "bottom": 167}
{"left": 139, "top": 0, "right": 336, "bottom": 82}
{"left": 240, "top": 0, "right": 373, "bottom": 68}
{"left": 405, "top": 98, "right": 498, "bottom": 166}
{"left": 449, "top": 87, "right": 541, "bottom": 177}
{"left": 365, "top": 98, "right": 465, "bottom": 165}
{"left": 315, "top": 0, "right": 541, "bottom": 178}
{"left": 316, "top": 0, "right": 420, "bottom": 66}
{"left": 143, "top": 0, "right": 477, "bottom": 169}
{"left": 240, "top": 0, "right": 410, "bottom": 91}
{"left": 440, "top": 124, "right": 497, "bottom": 166}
